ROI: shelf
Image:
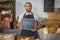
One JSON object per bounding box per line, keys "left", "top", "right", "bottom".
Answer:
{"left": 0, "top": 6, "right": 13, "bottom": 9}
{"left": 0, "top": 0, "right": 15, "bottom": 2}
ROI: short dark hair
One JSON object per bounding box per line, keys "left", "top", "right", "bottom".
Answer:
{"left": 25, "top": 2, "right": 32, "bottom": 6}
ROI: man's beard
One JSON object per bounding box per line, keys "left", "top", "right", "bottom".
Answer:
{"left": 26, "top": 9, "right": 31, "bottom": 12}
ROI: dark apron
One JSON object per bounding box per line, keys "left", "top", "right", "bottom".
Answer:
{"left": 21, "top": 13, "right": 38, "bottom": 37}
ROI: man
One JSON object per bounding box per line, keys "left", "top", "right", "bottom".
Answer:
{"left": 17, "top": 2, "right": 41, "bottom": 37}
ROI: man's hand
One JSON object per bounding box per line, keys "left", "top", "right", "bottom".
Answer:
{"left": 16, "top": 22, "right": 22, "bottom": 30}
{"left": 36, "top": 21, "right": 42, "bottom": 29}
{"left": 31, "top": 30, "right": 36, "bottom": 32}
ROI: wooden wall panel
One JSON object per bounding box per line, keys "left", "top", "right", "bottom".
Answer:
{"left": 48, "top": 12, "right": 60, "bottom": 20}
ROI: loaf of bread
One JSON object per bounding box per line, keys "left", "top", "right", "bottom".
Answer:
{"left": 56, "top": 28, "right": 60, "bottom": 33}
{"left": 3, "top": 34, "right": 15, "bottom": 38}
{"left": 35, "top": 38, "right": 40, "bottom": 40}
{"left": 48, "top": 26, "right": 57, "bottom": 34}
{"left": 38, "top": 27, "right": 48, "bottom": 34}
{"left": 0, "top": 34, "right": 3, "bottom": 38}
{"left": 25, "top": 36, "right": 31, "bottom": 40}
{"left": 17, "top": 36, "right": 25, "bottom": 40}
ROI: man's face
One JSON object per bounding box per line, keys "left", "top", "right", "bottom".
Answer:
{"left": 24, "top": 3, "right": 32, "bottom": 12}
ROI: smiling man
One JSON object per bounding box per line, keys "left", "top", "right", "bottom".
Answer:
{"left": 17, "top": 2, "right": 41, "bottom": 37}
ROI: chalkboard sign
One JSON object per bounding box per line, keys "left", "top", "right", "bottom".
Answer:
{"left": 21, "top": 18, "right": 36, "bottom": 30}
{"left": 44, "top": 0, "right": 54, "bottom": 12}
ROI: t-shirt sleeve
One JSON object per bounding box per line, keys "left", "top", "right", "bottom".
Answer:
{"left": 18, "top": 14, "right": 23, "bottom": 23}
{"left": 33, "top": 13, "right": 40, "bottom": 21}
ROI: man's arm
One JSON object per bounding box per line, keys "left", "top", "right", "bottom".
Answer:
{"left": 16, "top": 13, "right": 24, "bottom": 30}
{"left": 33, "top": 13, "right": 42, "bottom": 30}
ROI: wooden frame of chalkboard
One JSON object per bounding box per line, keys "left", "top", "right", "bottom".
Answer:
{"left": 21, "top": 18, "right": 36, "bottom": 30}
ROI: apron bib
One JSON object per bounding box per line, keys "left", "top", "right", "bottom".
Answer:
{"left": 23, "top": 13, "right": 34, "bottom": 19}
